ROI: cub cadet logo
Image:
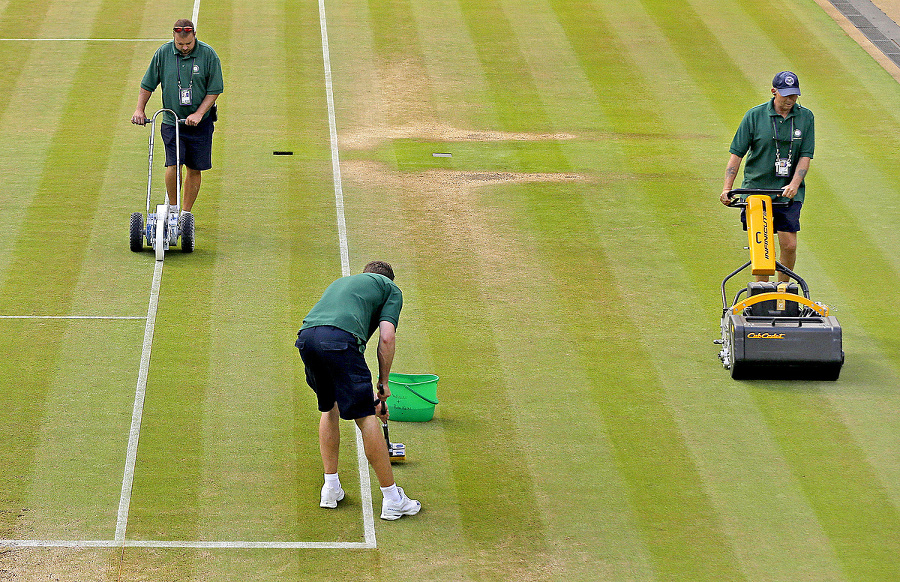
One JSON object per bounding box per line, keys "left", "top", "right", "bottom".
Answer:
{"left": 754, "top": 209, "right": 771, "bottom": 259}
{"left": 747, "top": 332, "right": 785, "bottom": 339}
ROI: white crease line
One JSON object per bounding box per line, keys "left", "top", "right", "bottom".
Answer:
{"left": 0, "top": 540, "right": 118, "bottom": 548}
{"left": 318, "top": 0, "right": 376, "bottom": 547}
{"left": 318, "top": 0, "right": 351, "bottom": 278}
{"left": 114, "top": 259, "right": 163, "bottom": 543}
{"left": 127, "top": 540, "right": 375, "bottom": 549}
{"left": 0, "top": 38, "right": 167, "bottom": 42}
{"left": 0, "top": 315, "right": 145, "bottom": 319}
{"left": 0, "top": 539, "right": 375, "bottom": 549}
{"left": 193, "top": 0, "right": 202, "bottom": 29}
{"left": 354, "top": 424, "right": 377, "bottom": 546}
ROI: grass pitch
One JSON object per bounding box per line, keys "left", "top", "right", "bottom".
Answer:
{"left": 2, "top": 0, "right": 900, "bottom": 580}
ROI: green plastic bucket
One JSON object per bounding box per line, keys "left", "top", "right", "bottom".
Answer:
{"left": 386, "top": 373, "right": 439, "bottom": 422}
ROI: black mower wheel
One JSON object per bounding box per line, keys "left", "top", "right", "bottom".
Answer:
{"left": 180, "top": 212, "right": 194, "bottom": 253}
{"left": 729, "top": 361, "right": 749, "bottom": 380}
{"left": 130, "top": 212, "right": 144, "bottom": 252}
{"left": 816, "top": 361, "right": 843, "bottom": 381}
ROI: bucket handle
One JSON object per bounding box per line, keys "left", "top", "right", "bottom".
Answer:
{"left": 396, "top": 383, "right": 439, "bottom": 405}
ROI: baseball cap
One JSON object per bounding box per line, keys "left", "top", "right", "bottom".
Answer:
{"left": 772, "top": 71, "right": 801, "bottom": 96}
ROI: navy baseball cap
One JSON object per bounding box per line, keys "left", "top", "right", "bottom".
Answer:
{"left": 772, "top": 71, "right": 801, "bottom": 96}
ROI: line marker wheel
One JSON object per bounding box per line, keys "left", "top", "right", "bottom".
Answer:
{"left": 129, "top": 212, "right": 144, "bottom": 252}
{"left": 181, "top": 211, "right": 194, "bottom": 253}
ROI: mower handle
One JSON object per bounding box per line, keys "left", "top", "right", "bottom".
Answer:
{"left": 726, "top": 189, "right": 791, "bottom": 208}
{"left": 137, "top": 117, "right": 186, "bottom": 126}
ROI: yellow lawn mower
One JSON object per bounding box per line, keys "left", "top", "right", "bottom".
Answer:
{"left": 715, "top": 190, "right": 843, "bottom": 380}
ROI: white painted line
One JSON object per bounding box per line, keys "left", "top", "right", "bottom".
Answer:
{"left": 355, "top": 424, "right": 377, "bottom": 546}
{"left": 318, "top": 0, "right": 351, "bottom": 278}
{"left": 114, "top": 259, "right": 164, "bottom": 543}
{"left": 0, "top": 38, "right": 167, "bottom": 42}
{"left": 0, "top": 0, "right": 378, "bottom": 550}
{"left": 0, "top": 315, "right": 145, "bottom": 320}
{"left": 0, "top": 540, "right": 119, "bottom": 548}
{"left": 124, "top": 539, "right": 376, "bottom": 549}
{"left": 193, "top": 0, "right": 202, "bottom": 29}
{"left": 0, "top": 539, "right": 375, "bottom": 549}
{"left": 318, "top": 0, "right": 376, "bottom": 547}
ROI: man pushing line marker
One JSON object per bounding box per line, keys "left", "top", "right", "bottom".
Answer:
{"left": 132, "top": 19, "right": 223, "bottom": 231}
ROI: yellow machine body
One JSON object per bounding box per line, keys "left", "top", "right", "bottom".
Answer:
{"left": 745, "top": 195, "right": 777, "bottom": 277}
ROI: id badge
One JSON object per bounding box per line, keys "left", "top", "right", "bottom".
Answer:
{"left": 775, "top": 158, "right": 791, "bottom": 177}
{"left": 179, "top": 87, "right": 193, "bottom": 106}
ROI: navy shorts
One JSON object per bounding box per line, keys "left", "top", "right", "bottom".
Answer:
{"left": 161, "top": 116, "right": 214, "bottom": 171}
{"left": 741, "top": 201, "right": 802, "bottom": 233}
{"left": 295, "top": 326, "right": 375, "bottom": 420}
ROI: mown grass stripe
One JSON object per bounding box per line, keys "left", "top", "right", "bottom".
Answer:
{"left": 357, "top": 0, "right": 556, "bottom": 573}
{"left": 121, "top": 1, "right": 226, "bottom": 562}
{"left": 637, "top": 0, "right": 758, "bottom": 124}
{"left": 458, "top": 0, "right": 556, "bottom": 133}
{"left": 515, "top": 180, "right": 747, "bottom": 581}
{"left": 583, "top": 184, "right": 850, "bottom": 579}
{"left": 456, "top": 0, "right": 746, "bottom": 576}
{"left": 282, "top": 0, "right": 351, "bottom": 542}
{"left": 399, "top": 231, "right": 553, "bottom": 577}
{"left": 755, "top": 388, "right": 900, "bottom": 580}
{"left": 0, "top": 0, "right": 141, "bottom": 540}
{"left": 0, "top": 0, "right": 52, "bottom": 39}
{"left": 367, "top": 0, "right": 420, "bottom": 62}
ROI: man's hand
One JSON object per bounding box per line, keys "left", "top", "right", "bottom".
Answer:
{"left": 131, "top": 110, "right": 148, "bottom": 125}
{"left": 374, "top": 397, "right": 389, "bottom": 422}
{"left": 185, "top": 111, "right": 204, "bottom": 126}
{"left": 781, "top": 183, "right": 799, "bottom": 199}
{"left": 375, "top": 381, "right": 390, "bottom": 423}
{"left": 720, "top": 189, "right": 734, "bottom": 206}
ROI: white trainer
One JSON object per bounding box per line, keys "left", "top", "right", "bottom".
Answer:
{"left": 380, "top": 487, "right": 421, "bottom": 520}
{"left": 320, "top": 485, "right": 345, "bottom": 509}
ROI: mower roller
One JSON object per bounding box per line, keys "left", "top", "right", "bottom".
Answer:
{"left": 129, "top": 108, "right": 194, "bottom": 260}
{"left": 715, "top": 189, "right": 844, "bottom": 380}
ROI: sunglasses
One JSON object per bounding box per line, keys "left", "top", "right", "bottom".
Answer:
{"left": 173, "top": 26, "right": 194, "bottom": 33}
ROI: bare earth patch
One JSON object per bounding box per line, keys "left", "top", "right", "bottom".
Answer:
{"left": 0, "top": 547, "right": 117, "bottom": 582}
{"left": 340, "top": 122, "right": 577, "bottom": 151}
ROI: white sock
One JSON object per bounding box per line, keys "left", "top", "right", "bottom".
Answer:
{"left": 324, "top": 473, "right": 341, "bottom": 491}
{"left": 380, "top": 483, "right": 401, "bottom": 503}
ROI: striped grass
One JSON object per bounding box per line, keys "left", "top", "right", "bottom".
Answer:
{"left": 1, "top": 0, "right": 899, "bottom": 580}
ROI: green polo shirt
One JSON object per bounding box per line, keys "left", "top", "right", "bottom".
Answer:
{"left": 729, "top": 98, "right": 815, "bottom": 202}
{"left": 140, "top": 39, "right": 224, "bottom": 125}
{"left": 301, "top": 273, "right": 403, "bottom": 353}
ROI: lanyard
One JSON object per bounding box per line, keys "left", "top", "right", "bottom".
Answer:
{"left": 772, "top": 116, "right": 794, "bottom": 163}
{"left": 176, "top": 54, "right": 196, "bottom": 93}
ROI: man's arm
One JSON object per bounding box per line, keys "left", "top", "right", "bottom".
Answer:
{"left": 131, "top": 88, "right": 153, "bottom": 125}
{"left": 185, "top": 93, "right": 219, "bottom": 126}
{"left": 782, "top": 156, "right": 811, "bottom": 199}
{"left": 375, "top": 320, "right": 396, "bottom": 399}
{"left": 720, "top": 153, "right": 743, "bottom": 205}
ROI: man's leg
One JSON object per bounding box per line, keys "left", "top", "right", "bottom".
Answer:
{"left": 355, "top": 415, "right": 394, "bottom": 487}
{"left": 320, "top": 404, "right": 340, "bottom": 474}
{"left": 164, "top": 165, "right": 179, "bottom": 206}
{"left": 182, "top": 167, "right": 202, "bottom": 212}
{"left": 777, "top": 231, "right": 798, "bottom": 282}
